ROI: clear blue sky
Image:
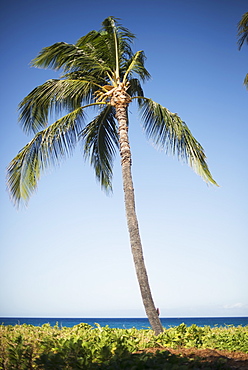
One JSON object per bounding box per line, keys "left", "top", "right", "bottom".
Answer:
{"left": 0, "top": 0, "right": 247, "bottom": 318}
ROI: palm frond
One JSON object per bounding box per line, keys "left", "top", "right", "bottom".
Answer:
{"left": 101, "top": 16, "right": 135, "bottom": 49}
{"left": 102, "top": 17, "right": 135, "bottom": 39}
{"left": 139, "top": 98, "right": 218, "bottom": 186}
{"left": 100, "top": 17, "right": 136, "bottom": 82}
{"left": 31, "top": 30, "right": 108, "bottom": 75}
{"left": 75, "top": 32, "right": 119, "bottom": 82}
{"left": 75, "top": 35, "right": 117, "bottom": 79}
{"left": 19, "top": 79, "right": 99, "bottom": 134}
{"left": 237, "top": 12, "right": 248, "bottom": 50}
{"left": 7, "top": 107, "right": 85, "bottom": 206}
{"left": 31, "top": 17, "right": 137, "bottom": 85}
{"left": 82, "top": 33, "right": 117, "bottom": 78}
{"left": 128, "top": 79, "right": 145, "bottom": 106}
{"left": 31, "top": 42, "right": 83, "bottom": 71}
{"left": 122, "top": 51, "right": 150, "bottom": 83}
{"left": 80, "top": 105, "right": 118, "bottom": 191}
{"left": 75, "top": 30, "right": 100, "bottom": 48}
{"left": 244, "top": 73, "right": 248, "bottom": 88}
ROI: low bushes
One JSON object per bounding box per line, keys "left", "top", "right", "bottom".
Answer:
{"left": 0, "top": 322, "right": 247, "bottom": 369}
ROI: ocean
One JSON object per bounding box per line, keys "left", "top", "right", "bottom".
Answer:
{"left": 0, "top": 317, "right": 247, "bottom": 329}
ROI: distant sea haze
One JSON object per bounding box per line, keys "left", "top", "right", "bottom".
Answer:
{"left": 1, "top": 317, "right": 248, "bottom": 329}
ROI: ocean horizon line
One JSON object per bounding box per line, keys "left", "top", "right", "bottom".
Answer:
{"left": 1, "top": 315, "right": 247, "bottom": 319}
{"left": 1, "top": 316, "right": 248, "bottom": 330}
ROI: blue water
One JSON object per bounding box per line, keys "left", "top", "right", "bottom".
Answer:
{"left": 0, "top": 317, "right": 247, "bottom": 329}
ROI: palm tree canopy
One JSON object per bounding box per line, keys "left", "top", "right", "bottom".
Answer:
{"left": 7, "top": 16, "right": 218, "bottom": 206}
{"left": 237, "top": 12, "right": 248, "bottom": 88}
{"left": 237, "top": 12, "right": 248, "bottom": 50}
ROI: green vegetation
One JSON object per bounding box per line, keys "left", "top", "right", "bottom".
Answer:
{"left": 0, "top": 323, "right": 247, "bottom": 369}
{"left": 237, "top": 11, "right": 248, "bottom": 88}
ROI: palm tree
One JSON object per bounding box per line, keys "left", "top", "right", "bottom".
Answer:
{"left": 237, "top": 12, "right": 248, "bottom": 87}
{"left": 7, "top": 16, "right": 218, "bottom": 335}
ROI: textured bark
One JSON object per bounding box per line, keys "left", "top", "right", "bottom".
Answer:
{"left": 113, "top": 91, "right": 163, "bottom": 335}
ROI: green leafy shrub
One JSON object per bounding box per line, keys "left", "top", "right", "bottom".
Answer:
{"left": 0, "top": 323, "right": 247, "bottom": 369}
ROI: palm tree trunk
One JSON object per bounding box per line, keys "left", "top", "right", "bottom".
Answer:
{"left": 115, "top": 103, "right": 163, "bottom": 335}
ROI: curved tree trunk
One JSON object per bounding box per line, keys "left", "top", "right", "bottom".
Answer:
{"left": 114, "top": 95, "right": 163, "bottom": 335}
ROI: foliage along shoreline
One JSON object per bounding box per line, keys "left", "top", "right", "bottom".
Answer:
{"left": 0, "top": 322, "right": 247, "bottom": 368}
